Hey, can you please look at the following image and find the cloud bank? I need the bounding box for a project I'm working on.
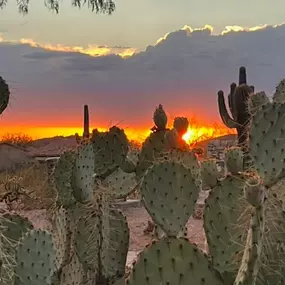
[1,23,285,131]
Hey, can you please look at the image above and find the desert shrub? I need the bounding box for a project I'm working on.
[0,162,56,210]
[0,132,33,147]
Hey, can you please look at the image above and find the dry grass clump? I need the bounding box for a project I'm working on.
[0,163,56,211]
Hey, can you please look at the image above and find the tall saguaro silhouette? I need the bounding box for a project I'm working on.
[83,105,90,139]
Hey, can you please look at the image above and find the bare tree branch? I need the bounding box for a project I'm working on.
[0,0,115,14]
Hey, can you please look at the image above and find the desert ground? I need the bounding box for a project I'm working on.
[0,200,206,267]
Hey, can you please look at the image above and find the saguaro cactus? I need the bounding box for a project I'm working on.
[217,67,254,152]
[83,104,90,139]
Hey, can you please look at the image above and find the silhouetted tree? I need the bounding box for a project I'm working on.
[0,0,115,15]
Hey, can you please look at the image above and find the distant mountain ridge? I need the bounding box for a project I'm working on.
[26,134,237,157]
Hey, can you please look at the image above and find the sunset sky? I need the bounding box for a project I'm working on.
[0,0,285,141]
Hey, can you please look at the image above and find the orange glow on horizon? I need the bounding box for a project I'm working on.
[18,39,137,58]
[0,124,235,146]
[182,126,235,147]
[0,126,151,144]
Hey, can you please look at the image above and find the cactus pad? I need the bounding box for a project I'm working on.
[59,252,85,285]
[14,229,56,285]
[153,104,167,130]
[201,159,220,188]
[248,91,269,114]
[249,101,285,186]
[224,147,244,174]
[273,79,285,103]
[0,214,33,243]
[204,175,248,274]
[74,213,100,272]
[53,151,76,207]
[92,126,129,177]
[0,214,33,285]
[164,129,180,149]
[163,149,200,181]
[71,143,95,203]
[173,117,189,136]
[105,168,138,199]
[136,131,167,179]
[244,176,266,207]
[51,207,73,269]
[101,206,130,281]
[141,161,200,237]
[127,237,223,285]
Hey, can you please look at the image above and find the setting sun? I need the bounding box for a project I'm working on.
[182,126,235,146]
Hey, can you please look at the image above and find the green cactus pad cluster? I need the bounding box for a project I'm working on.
[202,149,250,277]
[273,79,285,103]
[51,207,73,269]
[153,104,167,130]
[74,213,100,272]
[58,252,85,285]
[224,147,244,174]
[135,131,168,179]
[0,214,33,243]
[249,101,285,186]
[91,126,129,177]
[101,207,129,281]
[71,143,95,203]
[127,238,223,285]
[141,161,201,237]
[173,117,189,136]
[248,91,269,115]
[53,151,76,207]
[105,168,138,199]
[14,230,56,285]
[203,175,247,275]
[201,159,220,187]
[0,214,34,285]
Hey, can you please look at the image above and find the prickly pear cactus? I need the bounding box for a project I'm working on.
[247,91,269,115]
[0,214,33,243]
[71,142,95,204]
[127,238,223,285]
[0,76,10,115]
[249,87,285,187]
[273,79,285,103]
[173,117,189,136]
[74,201,130,284]
[0,214,34,285]
[135,130,168,179]
[104,168,138,199]
[153,104,167,130]
[53,151,76,207]
[75,212,100,272]
[51,206,73,269]
[234,176,266,285]
[141,161,201,237]
[58,252,85,285]
[91,126,129,178]
[101,205,129,282]
[14,229,56,285]
[224,147,244,174]
[202,149,248,276]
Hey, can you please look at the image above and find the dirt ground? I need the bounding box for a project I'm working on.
[123,207,206,252]
[0,203,206,254]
